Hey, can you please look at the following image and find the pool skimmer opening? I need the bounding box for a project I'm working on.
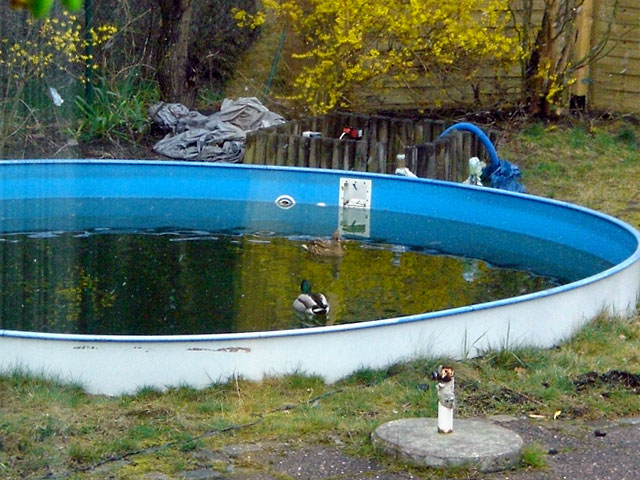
[275,194,296,209]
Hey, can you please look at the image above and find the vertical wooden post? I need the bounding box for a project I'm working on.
[414,122,424,146]
[450,131,464,182]
[287,135,298,166]
[461,131,472,165]
[275,134,288,166]
[573,0,594,100]
[244,132,256,164]
[320,138,333,169]
[416,143,436,178]
[298,137,310,167]
[342,140,354,170]
[432,120,446,140]
[435,138,448,180]
[419,119,434,142]
[354,140,368,171]
[405,146,418,175]
[331,139,342,170]
[309,137,321,168]
[255,131,267,165]
[265,134,278,166]
[311,116,321,134]
[368,142,387,173]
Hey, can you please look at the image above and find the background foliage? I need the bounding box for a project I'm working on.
[239,0,521,114]
[0,0,258,157]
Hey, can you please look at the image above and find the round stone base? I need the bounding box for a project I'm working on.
[371,418,523,472]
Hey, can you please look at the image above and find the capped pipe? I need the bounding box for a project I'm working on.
[432,366,455,433]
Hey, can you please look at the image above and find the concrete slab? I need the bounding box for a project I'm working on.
[371,418,523,472]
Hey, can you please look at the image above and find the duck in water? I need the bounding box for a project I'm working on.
[293,279,330,319]
[302,229,344,257]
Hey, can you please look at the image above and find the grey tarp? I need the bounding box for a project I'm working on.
[149,97,285,162]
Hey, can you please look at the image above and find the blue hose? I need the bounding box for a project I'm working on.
[438,122,526,193]
[439,122,499,168]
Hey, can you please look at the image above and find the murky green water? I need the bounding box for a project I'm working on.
[0,228,571,335]
[0,197,613,335]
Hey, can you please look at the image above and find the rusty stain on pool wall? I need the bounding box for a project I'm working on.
[187,346,251,353]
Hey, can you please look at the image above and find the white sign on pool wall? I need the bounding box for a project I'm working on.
[339,177,371,237]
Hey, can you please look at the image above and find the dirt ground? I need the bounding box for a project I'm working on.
[122,415,640,480]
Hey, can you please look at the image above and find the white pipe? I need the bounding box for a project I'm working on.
[434,366,455,433]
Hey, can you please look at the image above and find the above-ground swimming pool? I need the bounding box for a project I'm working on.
[1,160,639,395]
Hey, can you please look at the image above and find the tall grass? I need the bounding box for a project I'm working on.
[72,74,159,143]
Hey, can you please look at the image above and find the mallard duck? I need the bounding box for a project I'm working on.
[302,229,344,257]
[293,279,330,317]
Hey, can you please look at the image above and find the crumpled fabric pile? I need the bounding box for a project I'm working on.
[149,97,286,162]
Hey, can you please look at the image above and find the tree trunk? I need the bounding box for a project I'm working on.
[523,2,555,117]
[155,0,197,107]
[522,0,579,117]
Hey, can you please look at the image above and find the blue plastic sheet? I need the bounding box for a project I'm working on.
[483,158,527,193]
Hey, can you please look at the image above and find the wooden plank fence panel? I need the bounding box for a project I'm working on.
[321,115,337,139]
[402,118,415,148]
[418,119,436,142]
[368,116,379,143]
[311,116,322,134]
[242,113,508,181]
[389,118,407,170]
[378,118,390,161]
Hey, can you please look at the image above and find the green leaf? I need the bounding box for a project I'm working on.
[29,0,54,18]
[61,0,83,11]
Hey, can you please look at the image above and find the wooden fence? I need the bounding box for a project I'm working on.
[244,112,498,182]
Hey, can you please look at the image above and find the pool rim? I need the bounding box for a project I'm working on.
[1,158,638,344]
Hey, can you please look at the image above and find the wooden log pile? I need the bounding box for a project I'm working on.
[244,112,497,182]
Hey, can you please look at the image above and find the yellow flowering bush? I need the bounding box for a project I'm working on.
[0,11,116,86]
[0,9,116,153]
[236,0,521,113]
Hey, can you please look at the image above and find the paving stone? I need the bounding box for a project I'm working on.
[372,418,523,472]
